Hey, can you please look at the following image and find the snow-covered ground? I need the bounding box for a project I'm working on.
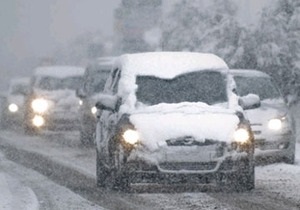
[0,103,300,209]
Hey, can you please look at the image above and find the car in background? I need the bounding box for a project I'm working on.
[76,57,115,145]
[0,77,30,128]
[23,66,84,134]
[230,69,296,164]
[94,52,259,191]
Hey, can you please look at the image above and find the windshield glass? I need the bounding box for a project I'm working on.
[84,70,110,95]
[234,76,281,100]
[135,71,227,105]
[35,76,83,90]
[10,84,28,95]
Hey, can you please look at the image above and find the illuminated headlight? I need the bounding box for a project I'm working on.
[32,115,45,127]
[79,100,83,106]
[122,129,139,145]
[233,128,250,144]
[31,98,49,113]
[8,103,18,112]
[268,119,282,130]
[91,106,97,114]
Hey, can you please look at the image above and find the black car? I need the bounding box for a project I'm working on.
[94,52,259,191]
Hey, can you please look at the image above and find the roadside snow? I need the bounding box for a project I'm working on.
[256,143,300,205]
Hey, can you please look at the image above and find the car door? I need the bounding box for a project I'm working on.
[96,68,121,164]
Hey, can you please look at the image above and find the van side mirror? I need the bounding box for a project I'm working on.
[76,88,87,99]
[95,93,120,112]
[239,94,261,110]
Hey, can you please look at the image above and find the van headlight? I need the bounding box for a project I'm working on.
[32,115,45,127]
[268,118,282,130]
[8,103,19,112]
[233,128,250,144]
[31,98,49,113]
[91,106,97,114]
[122,129,140,145]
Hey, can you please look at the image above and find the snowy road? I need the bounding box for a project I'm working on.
[0,129,300,210]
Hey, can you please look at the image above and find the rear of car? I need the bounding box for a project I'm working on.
[230,69,296,164]
[95,52,258,191]
[77,57,114,145]
[24,66,84,134]
[1,77,30,128]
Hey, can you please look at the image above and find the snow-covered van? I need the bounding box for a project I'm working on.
[0,77,30,128]
[230,69,296,164]
[76,57,115,145]
[95,52,259,191]
[24,66,84,134]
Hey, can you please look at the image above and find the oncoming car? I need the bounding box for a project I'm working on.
[95,52,260,191]
[76,57,114,145]
[0,77,30,128]
[230,69,296,164]
[24,66,84,134]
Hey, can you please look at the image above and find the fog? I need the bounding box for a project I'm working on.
[0,0,270,91]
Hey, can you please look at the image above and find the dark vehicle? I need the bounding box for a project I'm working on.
[94,52,259,191]
[230,69,296,164]
[0,77,30,128]
[24,66,84,134]
[76,57,115,145]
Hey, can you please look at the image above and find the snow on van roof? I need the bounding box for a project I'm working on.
[229,69,270,78]
[10,77,30,85]
[116,52,229,79]
[34,66,85,78]
[87,57,116,72]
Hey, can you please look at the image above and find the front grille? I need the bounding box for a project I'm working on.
[159,162,217,171]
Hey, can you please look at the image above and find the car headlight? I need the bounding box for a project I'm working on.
[268,118,282,130]
[32,115,45,127]
[91,106,97,114]
[122,129,139,145]
[233,128,250,144]
[31,98,49,113]
[8,103,18,112]
[79,100,83,106]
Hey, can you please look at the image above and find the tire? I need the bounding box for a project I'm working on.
[96,149,110,187]
[283,155,295,164]
[218,158,255,192]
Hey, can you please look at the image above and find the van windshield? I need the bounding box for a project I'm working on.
[84,70,110,95]
[36,76,83,90]
[234,76,281,100]
[136,71,227,105]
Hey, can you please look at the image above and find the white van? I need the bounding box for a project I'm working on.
[230,69,296,164]
[24,66,84,134]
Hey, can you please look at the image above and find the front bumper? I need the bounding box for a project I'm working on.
[123,153,252,184]
[253,132,296,163]
[28,111,80,131]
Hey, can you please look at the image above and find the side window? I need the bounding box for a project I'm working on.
[111,69,121,94]
[103,68,120,94]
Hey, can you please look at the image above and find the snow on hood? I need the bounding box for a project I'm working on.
[129,102,239,152]
[245,98,288,123]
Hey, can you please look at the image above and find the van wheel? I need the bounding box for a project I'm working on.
[96,149,109,187]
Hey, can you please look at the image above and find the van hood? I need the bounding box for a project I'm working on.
[128,102,239,152]
[34,89,80,112]
[7,95,25,107]
[244,99,288,124]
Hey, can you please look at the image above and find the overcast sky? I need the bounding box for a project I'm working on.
[0,0,270,91]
